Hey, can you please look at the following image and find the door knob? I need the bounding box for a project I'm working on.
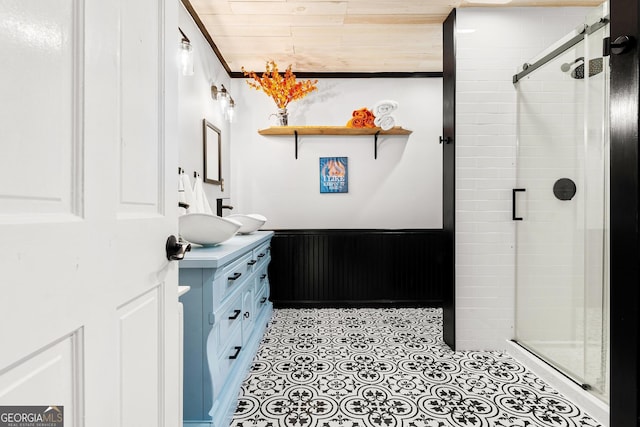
[439,136,452,144]
[166,235,191,261]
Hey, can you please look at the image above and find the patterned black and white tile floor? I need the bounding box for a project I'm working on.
[230,308,602,427]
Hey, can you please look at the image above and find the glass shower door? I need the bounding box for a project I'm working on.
[514,17,609,401]
[582,20,609,401]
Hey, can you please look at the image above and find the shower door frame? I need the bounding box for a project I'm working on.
[513,20,608,84]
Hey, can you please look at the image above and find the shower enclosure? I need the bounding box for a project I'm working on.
[513,4,610,402]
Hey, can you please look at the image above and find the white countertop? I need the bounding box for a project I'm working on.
[178,230,274,269]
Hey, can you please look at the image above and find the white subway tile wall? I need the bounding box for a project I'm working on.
[455,7,592,351]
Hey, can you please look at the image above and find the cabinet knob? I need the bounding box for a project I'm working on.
[260,297,267,304]
[247,260,257,266]
[260,274,267,280]
[228,309,241,320]
[243,311,250,319]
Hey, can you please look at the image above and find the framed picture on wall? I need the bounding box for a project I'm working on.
[319,157,348,193]
[203,119,222,187]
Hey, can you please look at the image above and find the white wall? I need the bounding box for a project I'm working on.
[455,7,593,350]
[178,4,231,206]
[229,77,443,229]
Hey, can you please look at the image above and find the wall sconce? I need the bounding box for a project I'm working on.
[226,98,235,123]
[218,85,230,113]
[211,84,224,101]
[211,84,236,122]
[179,28,194,76]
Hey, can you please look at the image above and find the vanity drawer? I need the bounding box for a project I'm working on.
[219,252,253,302]
[254,265,269,293]
[255,283,269,314]
[252,242,271,271]
[217,294,243,353]
[217,326,244,386]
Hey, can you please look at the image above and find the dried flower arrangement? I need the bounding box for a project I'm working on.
[242,61,318,109]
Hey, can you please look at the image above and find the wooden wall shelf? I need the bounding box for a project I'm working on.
[257,126,412,159]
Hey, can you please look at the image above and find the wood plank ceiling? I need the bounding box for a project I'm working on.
[183,0,603,74]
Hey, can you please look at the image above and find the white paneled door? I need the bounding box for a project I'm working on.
[0,0,179,426]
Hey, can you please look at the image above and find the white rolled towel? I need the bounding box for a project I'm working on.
[374,114,396,131]
[373,100,399,117]
[193,175,214,215]
[180,172,196,214]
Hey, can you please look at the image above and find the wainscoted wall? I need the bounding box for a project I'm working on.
[454,7,592,350]
[229,77,444,309]
[268,230,444,307]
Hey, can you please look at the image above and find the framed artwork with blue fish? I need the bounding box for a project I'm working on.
[319,157,348,193]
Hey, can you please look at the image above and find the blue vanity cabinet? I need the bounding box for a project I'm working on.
[179,231,273,427]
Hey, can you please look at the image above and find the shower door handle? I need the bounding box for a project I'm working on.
[512,188,526,221]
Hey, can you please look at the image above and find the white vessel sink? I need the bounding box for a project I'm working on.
[179,213,242,246]
[226,214,267,234]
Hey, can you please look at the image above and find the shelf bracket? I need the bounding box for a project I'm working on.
[294,130,298,159]
[374,131,381,159]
